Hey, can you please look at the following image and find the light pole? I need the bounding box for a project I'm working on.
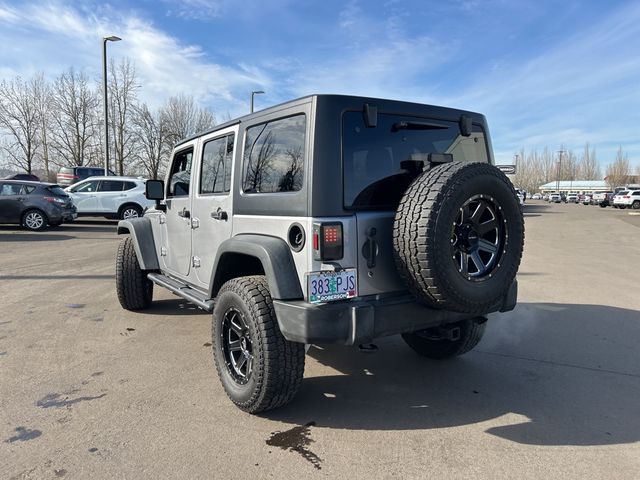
[103,35,121,175]
[250,90,264,113]
[556,149,565,193]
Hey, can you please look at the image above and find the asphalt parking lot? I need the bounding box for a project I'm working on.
[1,203,639,479]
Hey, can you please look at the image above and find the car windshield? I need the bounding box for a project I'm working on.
[342,111,489,209]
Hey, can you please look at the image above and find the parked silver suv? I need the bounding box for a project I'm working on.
[65,176,155,219]
[115,95,524,413]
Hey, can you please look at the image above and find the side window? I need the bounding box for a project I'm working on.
[242,114,305,193]
[24,185,36,194]
[0,184,18,196]
[200,134,234,195]
[70,180,100,193]
[98,180,123,192]
[122,182,136,191]
[168,148,193,197]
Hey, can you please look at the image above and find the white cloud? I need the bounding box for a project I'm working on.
[0,1,268,115]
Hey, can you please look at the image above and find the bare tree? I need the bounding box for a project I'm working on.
[576,143,601,180]
[0,76,40,173]
[244,129,275,192]
[50,68,100,167]
[108,58,140,176]
[278,146,304,191]
[161,93,216,148]
[31,73,54,180]
[605,146,630,189]
[131,103,168,179]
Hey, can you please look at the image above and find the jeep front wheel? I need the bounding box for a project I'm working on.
[402,318,487,359]
[115,237,153,310]
[212,276,305,413]
[394,162,524,314]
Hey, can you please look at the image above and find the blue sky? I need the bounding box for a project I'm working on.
[1,0,639,170]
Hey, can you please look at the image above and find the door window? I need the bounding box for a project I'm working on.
[168,148,193,197]
[70,180,100,193]
[98,180,124,192]
[200,134,234,195]
[0,184,25,195]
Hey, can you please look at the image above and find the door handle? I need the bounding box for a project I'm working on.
[211,209,228,221]
[178,208,190,218]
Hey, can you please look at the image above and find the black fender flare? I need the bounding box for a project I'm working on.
[117,217,160,271]
[210,234,303,300]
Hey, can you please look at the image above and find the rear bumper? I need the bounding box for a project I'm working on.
[273,280,518,345]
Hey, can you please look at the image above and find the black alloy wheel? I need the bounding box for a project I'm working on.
[451,194,505,281]
[220,307,253,384]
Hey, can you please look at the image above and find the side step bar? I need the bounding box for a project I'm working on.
[147,273,214,311]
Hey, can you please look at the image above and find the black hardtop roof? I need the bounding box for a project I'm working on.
[174,94,485,148]
[2,179,58,187]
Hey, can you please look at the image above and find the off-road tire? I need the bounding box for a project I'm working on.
[22,209,48,231]
[402,318,487,359]
[212,276,305,413]
[116,237,153,310]
[394,162,524,314]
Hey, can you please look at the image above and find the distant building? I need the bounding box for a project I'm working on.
[538,180,609,194]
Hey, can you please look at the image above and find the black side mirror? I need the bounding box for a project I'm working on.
[146,180,165,200]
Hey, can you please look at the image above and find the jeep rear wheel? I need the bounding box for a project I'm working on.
[115,237,153,310]
[394,162,524,314]
[402,318,487,359]
[212,276,305,413]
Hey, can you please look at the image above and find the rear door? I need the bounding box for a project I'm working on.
[96,180,124,213]
[0,183,24,222]
[342,111,490,296]
[190,126,237,289]
[162,144,196,277]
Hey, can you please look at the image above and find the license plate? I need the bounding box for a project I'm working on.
[307,269,357,303]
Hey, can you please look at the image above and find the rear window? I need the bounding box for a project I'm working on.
[618,191,629,195]
[46,186,67,196]
[99,180,123,192]
[342,112,489,209]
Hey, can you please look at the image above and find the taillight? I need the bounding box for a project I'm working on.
[312,222,343,261]
[624,195,630,199]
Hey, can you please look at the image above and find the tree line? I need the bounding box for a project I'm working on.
[510,144,636,192]
[0,59,216,181]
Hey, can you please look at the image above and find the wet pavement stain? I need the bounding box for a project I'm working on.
[54,468,67,477]
[266,421,322,470]
[203,342,212,347]
[91,371,104,377]
[36,392,107,409]
[65,304,86,309]
[0,351,7,356]
[0,320,12,325]
[88,447,98,453]
[5,426,42,443]
[126,327,135,331]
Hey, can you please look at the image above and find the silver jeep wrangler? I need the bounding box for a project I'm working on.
[116,95,524,413]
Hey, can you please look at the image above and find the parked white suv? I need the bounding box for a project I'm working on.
[65,176,155,219]
[613,190,640,209]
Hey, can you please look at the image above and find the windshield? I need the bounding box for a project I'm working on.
[342,111,489,209]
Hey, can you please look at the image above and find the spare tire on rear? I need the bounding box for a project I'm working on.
[393,162,524,314]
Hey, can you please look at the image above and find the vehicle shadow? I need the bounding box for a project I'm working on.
[0,231,75,242]
[264,302,640,447]
[522,203,560,215]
